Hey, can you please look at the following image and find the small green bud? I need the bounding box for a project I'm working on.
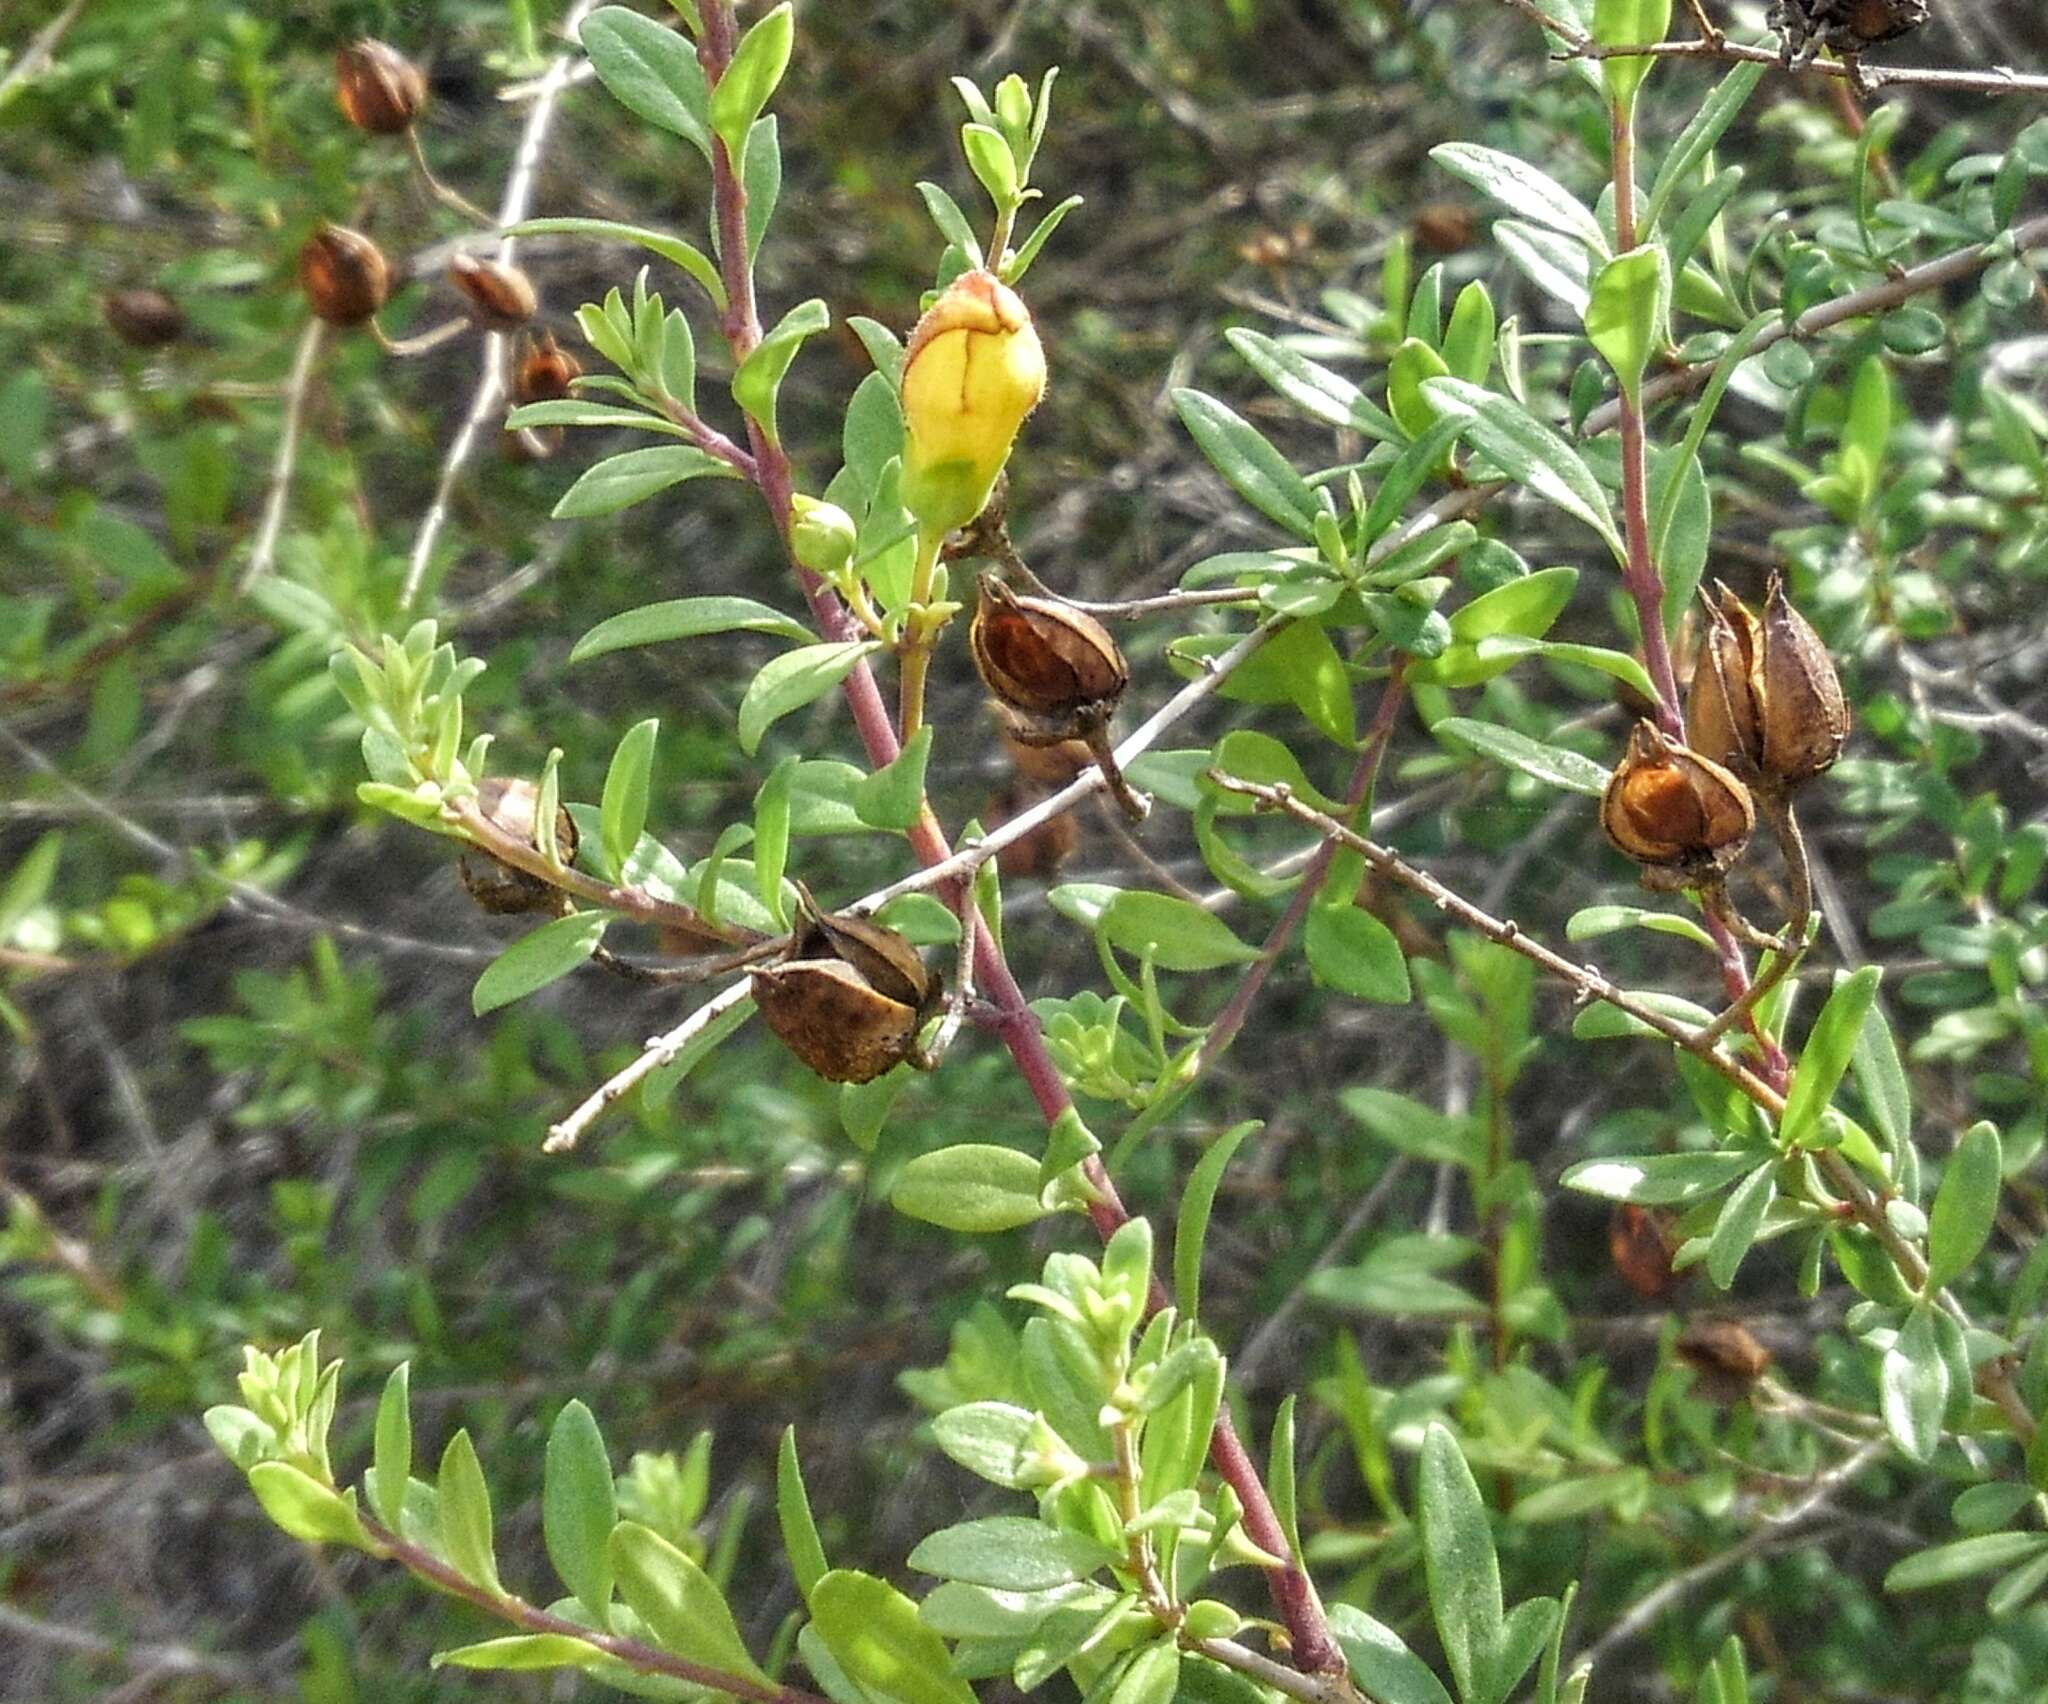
[1181,1600,1243,1642]
[789,495,858,577]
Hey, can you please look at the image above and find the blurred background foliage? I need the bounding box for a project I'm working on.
[2,0,2046,1698]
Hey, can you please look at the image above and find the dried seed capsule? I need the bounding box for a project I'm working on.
[458,776,577,915]
[102,288,186,349]
[1000,726,1094,788]
[513,330,581,404]
[449,252,537,333]
[1769,0,1928,61]
[1675,1317,1773,1404]
[899,269,1045,536]
[298,223,390,328]
[970,578,1128,741]
[752,890,937,1083]
[1757,573,1849,788]
[1609,1203,1680,1301]
[1412,202,1476,255]
[1684,582,1764,775]
[335,39,427,136]
[1601,721,1755,889]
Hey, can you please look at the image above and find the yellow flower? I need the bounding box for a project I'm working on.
[899,269,1045,536]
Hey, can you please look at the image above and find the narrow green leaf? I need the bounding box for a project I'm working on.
[1433,717,1608,796]
[737,641,881,755]
[1417,1423,1503,1704]
[611,1521,772,1685]
[707,2,792,161]
[544,1400,617,1625]
[1561,1151,1761,1204]
[0,833,63,943]
[1421,380,1623,560]
[909,1517,1117,1591]
[1109,1642,1182,1704]
[778,1429,830,1601]
[729,297,830,448]
[1584,246,1668,401]
[579,9,712,158]
[1305,904,1412,1004]
[572,595,812,663]
[1594,0,1673,110]
[809,1570,977,1704]
[892,1145,1048,1233]
[1881,1305,1950,1462]
[1175,1121,1259,1319]
[248,1464,369,1548]
[752,757,796,927]
[505,400,691,436]
[472,913,608,1016]
[436,1430,503,1594]
[553,445,733,519]
[1780,967,1883,1149]
[1329,1605,1456,1704]
[1851,1002,1913,1155]
[1926,1122,2002,1291]
[371,1363,411,1529]
[1887,1532,2048,1592]
[1705,1163,1776,1289]
[1644,61,1767,232]
[507,218,725,310]
[600,719,659,881]
[1172,389,1321,540]
[1223,328,1402,444]
[432,1635,606,1672]
[1430,143,1610,256]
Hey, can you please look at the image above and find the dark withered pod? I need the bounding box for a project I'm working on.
[751,888,939,1084]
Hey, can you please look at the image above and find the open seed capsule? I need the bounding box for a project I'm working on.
[1601,721,1755,889]
[458,776,577,915]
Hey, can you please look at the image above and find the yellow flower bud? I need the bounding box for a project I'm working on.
[898,269,1045,536]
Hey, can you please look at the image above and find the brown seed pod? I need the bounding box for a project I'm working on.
[335,39,427,135]
[1411,202,1477,255]
[102,288,186,349]
[1675,1317,1773,1404]
[752,889,937,1083]
[1601,721,1755,889]
[514,330,582,404]
[1000,727,1093,788]
[1609,1203,1681,1301]
[1684,582,1764,776]
[970,577,1127,743]
[1769,0,1929,60]
[298,223,390,328]
[458,776,577,915]
[1757,573,1849,788]
[449,253,538,333]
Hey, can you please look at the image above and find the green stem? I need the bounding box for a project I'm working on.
[897,525,946,739]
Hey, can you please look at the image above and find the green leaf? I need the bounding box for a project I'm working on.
[1433,717,1608,796]
[1341,1088,1483,1167]
[505,400,692,437]
[809,1570,977,1704]
[1417,1423,1503,1704]
[248,1464,368,1547]
[1881,1305,1950,1463]
[1099,891,1261,971]
[1644,62,1766,233]
[743,115,782,262]
[371,1363,411,1529]
[730,297,830,448]
[1851,1002,1913,1155]
[1594,0,1673,110]
[1926,1121,2002,1291]
[0,833,63,944]
[931,1403,1045,1490]
[1223,328,1401,444]
[1330,1605,1456,1704]
[1887,1532,2048,1593]
[752,758,796,927]
[1450,565,1579,644]
[1175,1121,1259,1319]
[1109,1643,1182,1704]
[1388,339,1452,440]
[963,123,1020,208]
[916,181,986,269]
[1305,904,1412,1004]
[737,641,881,755]
[579,8,713,158]
[778,1429,830,1601]
[1421,380,1623,560]
[544,1401,617,1625]
[611,1521,772,1685]
[1565,904,1715,949]
[432,1635,606,1672]
[909,1517,1117,1591]
[1560,1151,1760,1204]
[1705,1163,1776,1289]
[892,1145,1048,1233]
[553,445,733,519]
[572,595,812,663]
[1443,282,1497,384]
[1172,389,1321,540]
[854,727,932,832]
[507,218,725,310]
[1780,967,1883,1149]
[600,719,659,881]
[708,2,792,161]
[1430,143,1610,256]
[472,913,609,1016]
[1584,246,1668,401]
[435,1431,502,1593]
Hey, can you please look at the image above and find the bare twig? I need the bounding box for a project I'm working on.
[238,320,325,592]
[544,978,754,1152]
[1557,32,2048,98]
[0,0,93,109]
[398,0,601,609]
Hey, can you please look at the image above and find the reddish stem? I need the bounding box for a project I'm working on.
[696,1,1344,1677]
